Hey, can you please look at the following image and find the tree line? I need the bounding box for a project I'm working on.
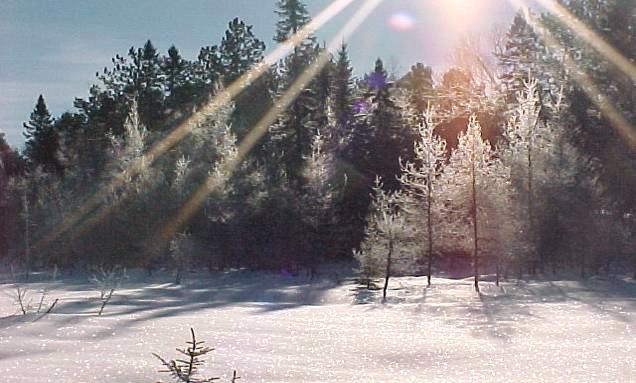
[0,0,634,285]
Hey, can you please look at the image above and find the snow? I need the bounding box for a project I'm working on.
[0,268,634,382]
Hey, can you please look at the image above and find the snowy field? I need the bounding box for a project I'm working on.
[0,267,635,383]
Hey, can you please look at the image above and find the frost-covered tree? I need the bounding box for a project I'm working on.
[438,116,507,291]
[300,129,338,275]
[355,178,411,302]
[399,106,447,286]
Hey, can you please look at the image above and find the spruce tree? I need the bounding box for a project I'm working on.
[23,95,62,175]
[497,12,543,100]
[161,45,193,111]
[219,18,266,84]
[270,0,321,188]
[332,42,354,127]
[356,58,414,191]
[99,40,165,131]
[399,63,435,115]
[219,18,271,142]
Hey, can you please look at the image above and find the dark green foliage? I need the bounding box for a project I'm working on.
[153,328,223,383]
[23,95,62,175]
[337,59,415,254]
[220,18,266,84]
[332,42,354,126]
[162,45,195,111]
[399,63,434,114]
[99,40,165,131]
[218,18,272,142]
[274,0,313,43]
[497,12,542,99]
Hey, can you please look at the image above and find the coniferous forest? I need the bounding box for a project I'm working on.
[1,1,636,381]
[1,1,635,287]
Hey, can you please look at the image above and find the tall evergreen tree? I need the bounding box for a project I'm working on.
[332,42,354,127]
[23,95,62,175]
[218,18,271,142]
[219,18,266,84]
[270,0,321,187]
[497,12,543,99]
[100,40,165,131]
[161,45,194,111]
[398,63,435,115]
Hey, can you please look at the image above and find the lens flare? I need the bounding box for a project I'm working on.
[388,12,416,32]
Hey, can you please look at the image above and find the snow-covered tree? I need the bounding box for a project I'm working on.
[438,116,509,291]
[301,130,338,273]
[399,106,447,286]
[355,178,412,302]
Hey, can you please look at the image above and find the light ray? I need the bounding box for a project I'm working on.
[534,0,636,81]
[32,0,355,252]
[154,0,384,246]
[508,0,636,151]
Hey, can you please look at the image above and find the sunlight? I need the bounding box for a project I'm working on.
[508,0,636,151]
[31,0,358,253]
[534,0,636,81]
[438,0,480,22]
[154,0,384,246]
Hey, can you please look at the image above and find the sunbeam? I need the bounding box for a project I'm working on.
[534,0,636,81]
[153,0,384,247]
[508,0,636,151]
[30,0,356,253]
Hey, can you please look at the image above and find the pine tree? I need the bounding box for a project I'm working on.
[339,59,414,256]
[23,95,62,175]
[332,42,354,127]
[356,58,414,190]
[161,45,194,111]
[497,11,543,100]
[541,0,636,213]
[220,18,266,84]
[194,44,222,102]
[218,17,271,142]
[270,0,321,188]
[398,63,435,115]
[99,40,165,131]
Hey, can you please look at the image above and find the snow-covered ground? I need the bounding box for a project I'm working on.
[0,267,634,382]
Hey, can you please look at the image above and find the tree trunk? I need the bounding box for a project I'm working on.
[471,131,479,293]
[427,180,434,286]
[382,239,393,303]
[495,261,500,287]
[22,191,31,281]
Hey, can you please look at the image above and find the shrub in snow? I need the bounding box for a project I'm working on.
[90,265,126,316]
[153,328,239,383]
[170,232,194,285]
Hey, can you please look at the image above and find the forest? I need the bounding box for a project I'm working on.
[1,0,635,291]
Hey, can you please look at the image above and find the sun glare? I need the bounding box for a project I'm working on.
[419,0,482,30]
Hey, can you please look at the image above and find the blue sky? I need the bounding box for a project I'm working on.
[1,0,521,147]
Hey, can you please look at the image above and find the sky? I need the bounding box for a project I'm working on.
[0,0,523,147]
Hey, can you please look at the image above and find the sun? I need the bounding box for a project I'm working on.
[426,0,483,30]
[443,0,478,17]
